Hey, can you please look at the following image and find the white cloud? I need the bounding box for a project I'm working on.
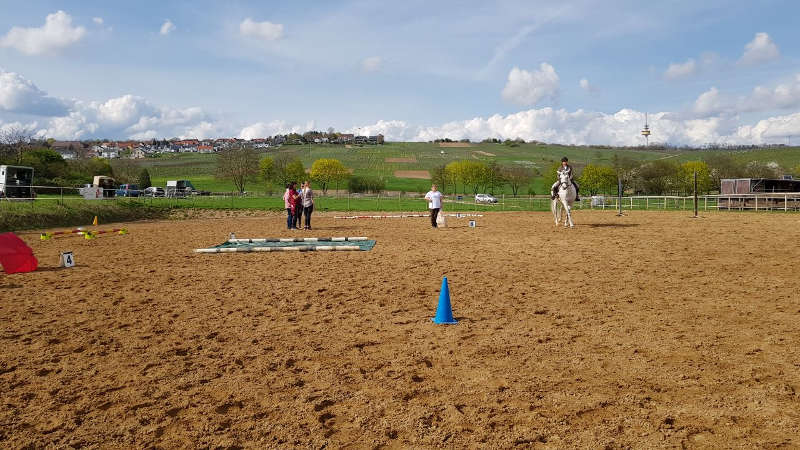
[0,120,41,137]
[0,69,70,115]
[92,17,104,25]
[239,120,315,139]
[361,56,382,72]
[693,87,724,116]
[0,11,86,55]
[735,112,800,142]
[693,74,800,117]
[160,20,175,36]
[352,107,800,146]
[739,32,779,66]
[664,58,697,80]
[744,74,800,111]
[345,120,414,140]
[579,78,597,92]
[6,68,800,146]
[501,63,559,106]
[239,18,284,41]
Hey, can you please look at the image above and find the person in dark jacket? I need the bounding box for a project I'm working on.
[551,157,580,201]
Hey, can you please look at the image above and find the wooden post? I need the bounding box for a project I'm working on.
[785,194,788,212]
[617,177,623,216]
[693,171,698,218]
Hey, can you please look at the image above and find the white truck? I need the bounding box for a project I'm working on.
[0,165,35,199]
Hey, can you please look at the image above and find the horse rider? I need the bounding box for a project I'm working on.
[551,157,580,201]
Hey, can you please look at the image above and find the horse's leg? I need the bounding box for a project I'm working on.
[551,199,559,225]
[566,203,574,227]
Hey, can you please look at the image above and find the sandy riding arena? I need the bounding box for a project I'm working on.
[2,211,799,447]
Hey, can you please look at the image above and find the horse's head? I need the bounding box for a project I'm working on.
[558,170,571,189]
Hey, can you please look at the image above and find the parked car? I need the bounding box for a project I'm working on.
[143,186,165,197]
[165,179,210,197]
[475,193,498,203]
[115,184,140,197]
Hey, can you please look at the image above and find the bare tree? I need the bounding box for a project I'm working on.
[501,166,535,196]
[0,126,36,163]
[216,145,260,193]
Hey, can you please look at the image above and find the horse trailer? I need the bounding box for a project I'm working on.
[0,165,35,199]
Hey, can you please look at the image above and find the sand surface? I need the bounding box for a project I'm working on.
[2,211,799,448]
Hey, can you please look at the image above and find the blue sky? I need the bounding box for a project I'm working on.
[1,0,799,145]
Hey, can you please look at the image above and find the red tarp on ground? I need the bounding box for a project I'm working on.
[0,232,38,274]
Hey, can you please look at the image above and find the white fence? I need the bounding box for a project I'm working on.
[3,186,800,213]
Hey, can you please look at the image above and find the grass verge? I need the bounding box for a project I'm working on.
[0,200,171,233]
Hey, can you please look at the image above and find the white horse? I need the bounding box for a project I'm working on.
[551,170,576,228]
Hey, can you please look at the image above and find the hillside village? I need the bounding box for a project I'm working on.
[47,133,385,160]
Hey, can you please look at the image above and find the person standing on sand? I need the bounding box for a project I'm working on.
[301,180,314,230]
[292,182,304,230]
[283,183,294,230]
[424,184,443,228]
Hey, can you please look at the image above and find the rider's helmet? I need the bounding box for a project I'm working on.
[561,157,569,162]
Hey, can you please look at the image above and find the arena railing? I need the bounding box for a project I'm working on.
[3,187,800,213]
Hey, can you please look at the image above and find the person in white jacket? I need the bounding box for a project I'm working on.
[424,184,443,228]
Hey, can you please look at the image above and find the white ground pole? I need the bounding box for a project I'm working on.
[226,237,368,243]
[195,245,362,253]
[333,214,483,219]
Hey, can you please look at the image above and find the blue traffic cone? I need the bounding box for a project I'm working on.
[432,277,458,324]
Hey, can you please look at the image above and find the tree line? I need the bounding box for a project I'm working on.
[574,154,796,196]
[215,146,800,196]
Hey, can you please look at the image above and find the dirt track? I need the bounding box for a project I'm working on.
[2,211,799,447]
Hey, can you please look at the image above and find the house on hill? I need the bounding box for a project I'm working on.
[337,134,354,144]
[50,141,87,159]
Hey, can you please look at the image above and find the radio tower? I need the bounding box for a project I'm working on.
[641,113,651,146]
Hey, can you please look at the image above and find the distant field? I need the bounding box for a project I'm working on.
[130,143,800,194]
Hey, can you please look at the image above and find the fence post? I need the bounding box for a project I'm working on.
[664,196,667,210]
[502,194,505,211]
[646,197,649,209]
[785,194,788,212]
[755,195,758,211]
[377,192,381,210]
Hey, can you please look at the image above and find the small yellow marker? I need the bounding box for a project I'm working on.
[92,216,98,226]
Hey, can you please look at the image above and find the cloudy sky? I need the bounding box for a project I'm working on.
[1,0,799,145]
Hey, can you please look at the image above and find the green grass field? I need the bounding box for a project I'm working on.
[126,142,800,195]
